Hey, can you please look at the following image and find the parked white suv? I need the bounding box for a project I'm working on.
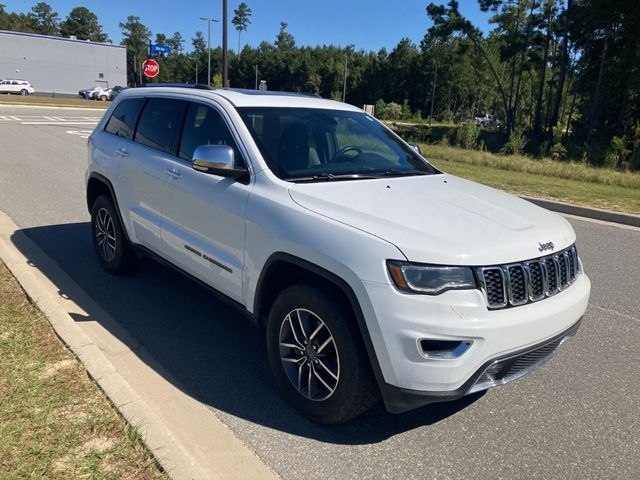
[0,78,35,95]
[86,86,590,424]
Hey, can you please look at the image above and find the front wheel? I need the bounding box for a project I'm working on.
[266,283,378,424]
[20,89,29,96]
[90,195,138,274]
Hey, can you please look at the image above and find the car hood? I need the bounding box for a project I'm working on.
[288,174,575,265]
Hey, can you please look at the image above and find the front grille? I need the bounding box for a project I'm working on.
[477,245,580,310]
[470,335,566,393]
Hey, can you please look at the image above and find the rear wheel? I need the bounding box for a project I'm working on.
[266,283,378,424]
[90,195,138,274]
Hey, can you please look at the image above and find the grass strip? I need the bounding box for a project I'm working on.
[0,261,166,479]
[0,95,109,109]
[422,143,640,190]
[429,156,640,215]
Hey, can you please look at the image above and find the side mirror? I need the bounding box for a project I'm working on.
[408,143,422,155]
[192,144,248,179]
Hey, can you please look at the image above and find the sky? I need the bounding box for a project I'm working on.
[1,1,492,52]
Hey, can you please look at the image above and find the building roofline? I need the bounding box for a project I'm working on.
[0,29,125,49]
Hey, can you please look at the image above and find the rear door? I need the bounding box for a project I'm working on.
[100,96,186,253]
[159,100,251,302]
[124,97,187,252]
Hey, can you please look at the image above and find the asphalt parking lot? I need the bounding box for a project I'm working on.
[1,105,639,479]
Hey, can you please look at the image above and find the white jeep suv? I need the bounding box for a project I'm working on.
[86,86,590,424]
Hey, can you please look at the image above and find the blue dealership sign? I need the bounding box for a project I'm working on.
[150,44,171,55]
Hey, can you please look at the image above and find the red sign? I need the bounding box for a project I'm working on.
[142,59,160,78]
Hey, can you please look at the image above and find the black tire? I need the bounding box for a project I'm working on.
[266,283,379,424]
[20,89,28,96]
[90,194,138,274]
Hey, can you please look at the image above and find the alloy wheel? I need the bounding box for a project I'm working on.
[95,208,117,262]
[278,308,340,401]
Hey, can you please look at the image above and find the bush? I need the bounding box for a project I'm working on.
[401,99,412,120]
[606,135,631,169]
[383,102,402,120]
[374,99,386,119]
[501,128,528,155]
[455,122,480,149]
[551,142,568,161]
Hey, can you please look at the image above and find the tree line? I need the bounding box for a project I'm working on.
[0,2,108,41]
[2,1,639,169]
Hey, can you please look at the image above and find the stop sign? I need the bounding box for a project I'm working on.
[142,58,160,78]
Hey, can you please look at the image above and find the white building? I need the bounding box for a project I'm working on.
[0,30,127,95]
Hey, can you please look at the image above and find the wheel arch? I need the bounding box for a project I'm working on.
[253,253,387,396]
[86,173,131,243]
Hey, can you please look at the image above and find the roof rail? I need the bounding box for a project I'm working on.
[140,83,214,90]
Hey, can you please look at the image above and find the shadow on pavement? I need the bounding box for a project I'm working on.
[12,222,483,445]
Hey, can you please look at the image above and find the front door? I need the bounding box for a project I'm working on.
[160,101,250,303]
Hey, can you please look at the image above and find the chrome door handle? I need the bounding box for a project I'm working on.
[164,167,182,179]
[116,146,129,157]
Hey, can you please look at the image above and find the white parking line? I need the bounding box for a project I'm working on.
[21,121,98,125]
[65,130,92,139]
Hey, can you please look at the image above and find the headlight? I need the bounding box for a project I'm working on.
[387,260,477,295]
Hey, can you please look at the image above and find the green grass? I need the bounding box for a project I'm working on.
[424,145,640,215]
[422,143,640,189]
[0,95,109,109]
[0,261,166,479]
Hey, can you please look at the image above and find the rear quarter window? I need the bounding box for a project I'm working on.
[104,98,145,140]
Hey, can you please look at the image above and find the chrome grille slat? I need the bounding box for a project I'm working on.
[477,245,580,310]
[557,253,569,288]
[544,256,559,295]
[477,267,507,308]
[506,264,527,306]
[567,249,576,279]
[524,261,545,301]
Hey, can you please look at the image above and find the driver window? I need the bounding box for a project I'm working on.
[335,117,398,163]
[179,103,244,166]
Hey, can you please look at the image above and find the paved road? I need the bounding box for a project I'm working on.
[1,105,639,479]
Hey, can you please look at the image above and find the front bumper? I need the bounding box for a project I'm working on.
[380,318,581,413]
[357,272,590,413]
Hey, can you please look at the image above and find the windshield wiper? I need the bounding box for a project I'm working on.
[379,169,430,177]
[289,173,381,183]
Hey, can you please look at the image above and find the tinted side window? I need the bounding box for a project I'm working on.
[135,98,186,154]
[179,103,244,166]
[105,98,144,140]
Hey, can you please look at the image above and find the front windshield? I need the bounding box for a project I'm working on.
[237,107,440,181]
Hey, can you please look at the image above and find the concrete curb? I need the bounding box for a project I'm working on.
[0,103,107,111]
[0,210,280,480]
[521,196,640,228]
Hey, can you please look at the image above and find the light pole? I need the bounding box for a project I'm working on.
[342,53,348,102]
[222,0,229,88]
[200,16,219,86]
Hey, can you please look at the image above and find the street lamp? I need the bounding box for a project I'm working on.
[222,0,228,88]
[342,53,348,102]
[199,16,220,87]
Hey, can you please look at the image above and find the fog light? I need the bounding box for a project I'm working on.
[419,339,472,360]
